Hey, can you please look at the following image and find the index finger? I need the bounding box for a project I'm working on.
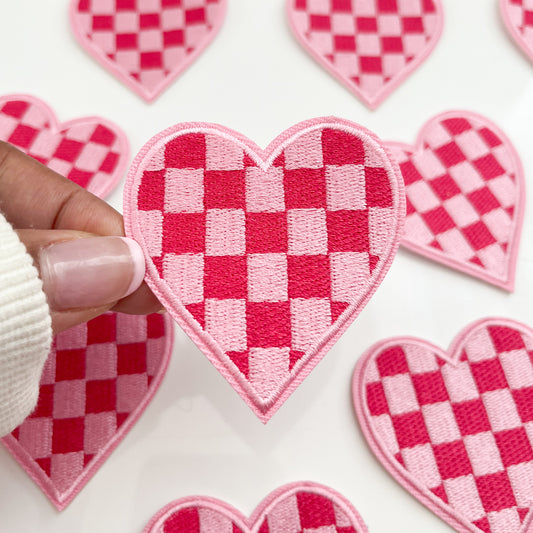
[0,141,123,235]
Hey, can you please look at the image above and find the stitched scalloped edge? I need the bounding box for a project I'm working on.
[1,313,174,511]
[123,117,406,422]
[390,109,526,292]
[285,0,444,110]
[352,316,533,533]
[69,0,228,102]
[0,93,130,200]
[144,481,370,533]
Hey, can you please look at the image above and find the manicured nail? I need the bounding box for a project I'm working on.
[39,236,145,311]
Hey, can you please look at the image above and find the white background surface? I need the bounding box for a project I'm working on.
[1,1,533,531]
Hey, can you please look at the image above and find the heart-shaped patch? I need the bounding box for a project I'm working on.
[124,118,404,422]
[0,94,129,199]
[70,0,227,102]
[354,318,533,533]
[144,481,368,533]
[500,0,533,65]
[388,111,524,291]
[286,0,444,109]
[2,312,173,510]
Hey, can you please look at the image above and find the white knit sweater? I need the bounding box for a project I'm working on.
[0,213,51,436]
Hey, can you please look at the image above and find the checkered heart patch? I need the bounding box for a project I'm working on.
[2,312,173,510]
[388,111,524,291]
[500,0,533,65]
[354,318,533,533]
[0,94,129,199]
[124,118,405,422]
[287,0,444,109]
[144,481,368,533]
[70,0,227,102]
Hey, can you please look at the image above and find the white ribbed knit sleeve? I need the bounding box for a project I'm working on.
[0,212,51,436]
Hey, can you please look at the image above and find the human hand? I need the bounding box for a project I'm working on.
[0,141,162,334]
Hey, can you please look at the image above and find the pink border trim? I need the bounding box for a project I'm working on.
[123,117,405,423]
[69,0,228,103]
[1,313,174,511]
[143,481,370,533]
[500,0,533,65]
[391,109,526,292]
[352,317,533,533]
[285,0,444,110]
[0,93,129,200]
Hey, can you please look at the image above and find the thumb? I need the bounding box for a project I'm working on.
[17,230,146,334]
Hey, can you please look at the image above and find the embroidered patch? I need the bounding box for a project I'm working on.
[354,318,533,533]
[144,481,368,533]
[286,0,444,109]
[124,117,405,422]
[388,111,524,291]
[0,94,129,199]
[500,0,533,64]
[2,312,173,510]
[70,0,227,102]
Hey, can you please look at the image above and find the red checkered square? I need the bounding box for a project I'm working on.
[117,343,147,375]
[204,170,246,209]
[327,210,369,252]
[0,97,126,197]
[73,0,225,97]
[392,412,431,448]
[54,348,87,382]
[453,399,492,436]
[284,168,327,208]
[362,321,533,533]
[288,256,331,298]
[165,133,206,169]
[412,371,449,405]
[495,428,533,467]
[3,313,171,509]
[87,313,117,344]
[247,302,292,348]
[391,113,521,284]
[433,441,473,479]
[162,213,206,254]
[476,472,517,513]
[85,380,116,413]
[204,256,247,299]
[470,358,509,393]
[246,213,288,253]
[289,0,440,105]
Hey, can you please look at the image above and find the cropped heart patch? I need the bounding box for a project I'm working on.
[287,0,444,109]
[70,0,227,102]
[124,118,404,422]
[0,94,129,199]
[500,0,533,65]
[388,111,525,291]
[2,312,173,510]
[144,481,368,532]
[354,318,533,533]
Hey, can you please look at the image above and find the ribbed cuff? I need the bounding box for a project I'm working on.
[0,213,51,436]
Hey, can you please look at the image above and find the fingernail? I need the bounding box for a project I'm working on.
[39,237,145,311]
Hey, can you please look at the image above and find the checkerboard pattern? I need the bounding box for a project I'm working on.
[390,113,521,289]
[72,0,225,100]
[0,95,127,198]
[288,0,442,107]
[501,0,533,58]
[360,320,533,533]
[147,485,363,533]
[2,312,172,510]
[134,125,399,415]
